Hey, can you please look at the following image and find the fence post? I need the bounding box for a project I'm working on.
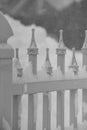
[0,44,14,129]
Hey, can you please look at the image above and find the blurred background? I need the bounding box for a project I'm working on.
[0,0,87,49]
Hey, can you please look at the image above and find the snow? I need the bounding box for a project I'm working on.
[52,67,65,80]
[23,62,37,82]
[37,67,51,81]
[78,66,87,78]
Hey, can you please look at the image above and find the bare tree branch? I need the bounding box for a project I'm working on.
[9,0,27,16]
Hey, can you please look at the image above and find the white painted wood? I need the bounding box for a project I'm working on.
[34,94,38,124]
[43,93,51,130]
[57,91,64,130]
[57,54,65,74]
[82,89,87,121]
[12,95,21,130]
[70,90,77,128]
[12,78,87,95]
[28,94,36,130]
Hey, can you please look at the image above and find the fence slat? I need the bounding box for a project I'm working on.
[82,89,87,121]
[43,93,51,130]
[70,90,77,128]
[34,94,38,124]
[57,91,64,130]
[28,94,36,130]
[12,95,21,130]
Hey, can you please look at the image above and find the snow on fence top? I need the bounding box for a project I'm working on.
[13,29,87,83]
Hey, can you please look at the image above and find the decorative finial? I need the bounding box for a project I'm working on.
[69,48,79,75]
[58,29,65,49]
[82,30,87,49]
[30,28,37,48]
[45,48,52,75]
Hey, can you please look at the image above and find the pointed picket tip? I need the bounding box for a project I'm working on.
[29,28,37,49]
[69,48,79,75]
[70,48,78,67]
[58,29,65,49]
[44,48,53,75]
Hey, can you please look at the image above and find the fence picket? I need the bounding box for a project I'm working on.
[70,90,77,128]
[28,94,36,130]
[12,95,21,130]
[57,91,64,130]
[82,89,87,121]
[43,93,51,130]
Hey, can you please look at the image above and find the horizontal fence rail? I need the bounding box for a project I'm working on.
[13,78,87,95]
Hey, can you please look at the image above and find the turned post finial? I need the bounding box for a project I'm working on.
[58,29,65,49]
[30,28,37,48]
[27,28,38,75]
[56,30,66,74]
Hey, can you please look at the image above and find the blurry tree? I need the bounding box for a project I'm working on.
[0,0,87,50]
